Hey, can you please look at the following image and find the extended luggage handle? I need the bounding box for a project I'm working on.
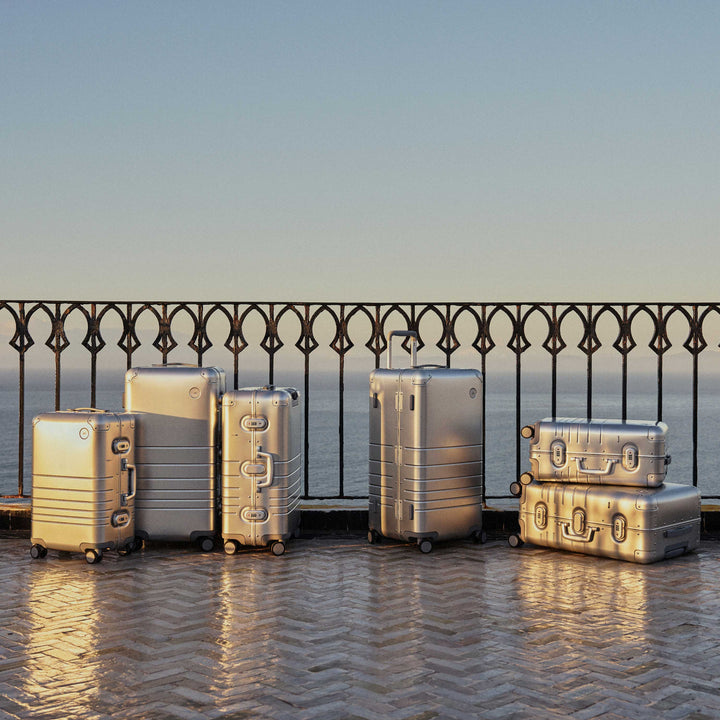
[571,456,617,476]
[387,331,418,369]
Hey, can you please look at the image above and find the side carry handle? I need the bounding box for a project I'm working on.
[387,330,418,369]
[122,463,136,504]
[572,457,617,477]
[255,450,274,489]
[560,522,599,543]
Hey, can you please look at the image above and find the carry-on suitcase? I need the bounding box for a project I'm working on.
[519,418,671,488]
[30,409,137,564]
[368,330,485,553]
[220,386,302,556]
[509,480,700,563]
[123,365,225,549]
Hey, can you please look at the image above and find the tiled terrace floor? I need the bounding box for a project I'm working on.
[1,534,720,720]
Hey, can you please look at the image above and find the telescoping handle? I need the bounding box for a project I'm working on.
[387,331,418,369]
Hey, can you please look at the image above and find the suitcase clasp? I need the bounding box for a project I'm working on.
[534,502,548,530]
[561,512,599,543]
[241,415,268,431]
[622,444,639,471]
[550,440,566,468]
[612,514,627,542]
[112,438,131,454]
[241,507,268,523]
[111,510,131,528]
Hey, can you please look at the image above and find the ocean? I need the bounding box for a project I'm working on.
[2,369,718,501]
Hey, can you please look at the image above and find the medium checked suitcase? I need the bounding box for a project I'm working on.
[368,331,485,553]
[221,386,302,556]
[520,418,671,488]
[30,409,137,564]
[510,480,700,564]
[123,365,225,549]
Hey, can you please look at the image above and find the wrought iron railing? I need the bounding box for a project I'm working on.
[1,301,719,500]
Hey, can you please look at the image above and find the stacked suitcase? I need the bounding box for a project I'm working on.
[30,365,302,562]
[368,330,485,553]
[509,418,701,563]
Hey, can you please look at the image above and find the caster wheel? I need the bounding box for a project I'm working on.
[472,530,487,544]
[200,537,214,553]
[118,546,130,556]
[224,540,239,555]
[131,537,144,553]
[30,544,47,560]
[520,425,535,439]
[509,481,522,497]
[419,539,433,554]
[85,549,102,564]
[520,471,533,486]
[367,530,381,544]
[270,541,286,556]
[508,534,524,549]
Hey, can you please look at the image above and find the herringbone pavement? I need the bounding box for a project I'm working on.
[1,535,719,719]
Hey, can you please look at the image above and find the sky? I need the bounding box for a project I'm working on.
[2,1,719,303]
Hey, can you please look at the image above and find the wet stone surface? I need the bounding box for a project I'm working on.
[1,536,720,719]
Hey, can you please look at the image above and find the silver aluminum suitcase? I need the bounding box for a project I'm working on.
[368,331,484,553]
[220,386,302,556]
[124,365,225,549]
[520,418,670,488]
[30,409,137,564]
[510,480,700,564]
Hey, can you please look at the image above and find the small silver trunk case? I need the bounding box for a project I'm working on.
[124,365,225,548]
[31,409,136,564]
[368,331,484,553]
[221,386,302,556]
[513,480,700,563]
[521,418,670,487]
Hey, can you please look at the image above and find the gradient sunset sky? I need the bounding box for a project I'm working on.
[2,1,718,302]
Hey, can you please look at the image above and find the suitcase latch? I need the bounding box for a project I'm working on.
[622,444,639,471]
[241,507,268,523]
[612,514,627,542]
[241,416,268,431]
[572,508,586,536]
[111,510,131,528]
[113,438,131,454]
[561,509,599,543]
[550,440,566,468]
[534,502,548,530]
[241,462,265,476]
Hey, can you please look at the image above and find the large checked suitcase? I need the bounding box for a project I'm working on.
[520,418,671,488]
[220,386,302,556]
[368,331,485,553]
[123,365,225,549]
[510,480,700,564]
[31,409,137,564]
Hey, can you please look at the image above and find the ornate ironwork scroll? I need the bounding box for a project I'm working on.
[1,301,718,499]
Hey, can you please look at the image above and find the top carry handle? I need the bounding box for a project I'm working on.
[387,331,418,369]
